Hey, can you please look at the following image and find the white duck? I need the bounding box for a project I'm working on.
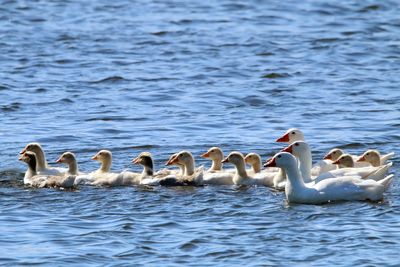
[221,152,274,187]
[90,150,122,186]
[164,151,204,186]
[55,152,95,185]
[20,143,67,177]
[275,128,335,175]
[283,141,392,183]
[265,152,393,204]
[323,148,370,168]
[357,150,395,167]
[19,152,75,188]
[200,147,234,185]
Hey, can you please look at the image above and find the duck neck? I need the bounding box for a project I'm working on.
[34,148,47,171]
[252,160,261,173]
[100,159,111,172]
[234,160,248,178]
[284,160,306,189]
[178,164,185,176]
[184,158,195,176]
[297,151,312,183]
[68,160,78,175]
[27,158,37,177]
[143,165,154,177]
[211,158,222,171]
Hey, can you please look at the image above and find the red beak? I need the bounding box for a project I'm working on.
[92,155,98,160]
[19,148,27,155]
[276,133,289,142]
[221,157,229,163]
[55,157,62,164]
[18,155,24,161]
[264,157,276,167]
[332,159,340,165]
[357,156,365,162]
[281,145,293,153]
[323,154,332,160]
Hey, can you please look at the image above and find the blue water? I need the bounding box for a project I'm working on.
[1,0,400,265]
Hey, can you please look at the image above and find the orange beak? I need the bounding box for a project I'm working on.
[281,145,293,153]
[332,159,340,165]
[92,155,98,160]
[18,154,24,161]
[55,157,63,163]
[201,151,210,158]
[19,148,27,155]
[165,156,178,166]
[357,156,366,162]
[276,133,289,142]
[323,154,332,160]
[264,157,276,167]
[132,157,140,164]
[221,157,229,163]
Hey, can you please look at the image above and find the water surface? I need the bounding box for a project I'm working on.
[0,0,400,266]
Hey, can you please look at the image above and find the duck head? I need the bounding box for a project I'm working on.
[323,148,344,161]
[332,154,354,168]
[357,150,380,167]
[19,151,37,172]
[276,128,304,144]
[92,150,112,172]
[132,152,154,176]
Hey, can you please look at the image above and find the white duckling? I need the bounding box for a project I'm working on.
[165,151,203,186]
[200,147,235,173]
[20,143,67,176]
[55,152,95,185]
[19,152,75,188]
[155,153,185,177]
[283,142,392,183]
[200,147,234,185]
[221,152,274,187]
[90,150,121,186]
[357,150,395,167]
[264,152,393,204]
[244,153,279,176]
[323,148,370,167]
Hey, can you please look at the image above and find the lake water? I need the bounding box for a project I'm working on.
[0,0,399,266]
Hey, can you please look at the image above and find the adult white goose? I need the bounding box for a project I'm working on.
[20,143,66,177]
[90,150,122,186]
[19,152,75,188]
[323,148,370,167]
[165,151,204,186]
[264,152,393,204]
[221,152,274,187]
[283,141,392,183]
[275,128,334,175]
[55,152,95,185]
[357,150,395,167]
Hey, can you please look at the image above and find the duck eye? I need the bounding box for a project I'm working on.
[292,132,295,134]
[333,151,336,154]
[295,143,299,146]
[366,153,369,156]
[278,155,281,158]
[211,150,215,152]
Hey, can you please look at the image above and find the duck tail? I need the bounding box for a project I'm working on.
[381,152,395,163]
[366,163,392,181]
[378,174,394,191]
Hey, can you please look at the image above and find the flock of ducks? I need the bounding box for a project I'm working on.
[18,128,395,204]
